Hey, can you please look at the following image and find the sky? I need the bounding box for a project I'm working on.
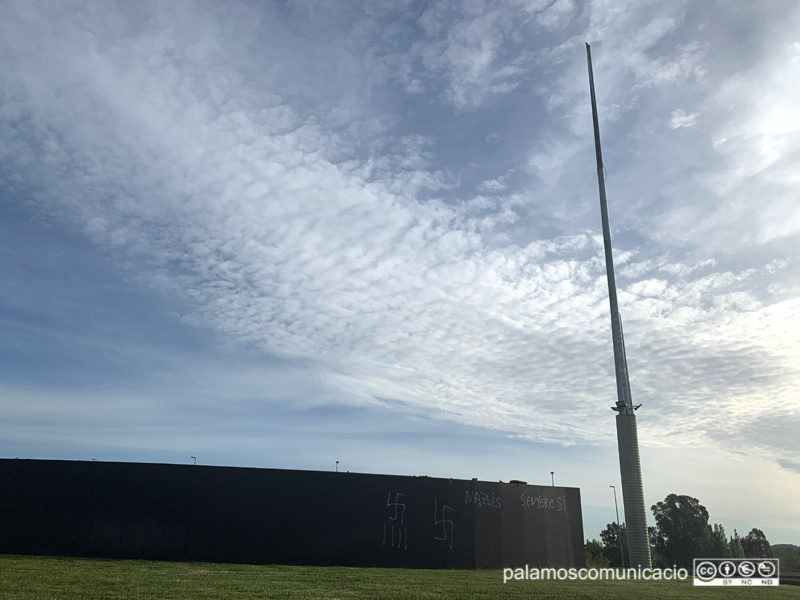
[1,0,799,546]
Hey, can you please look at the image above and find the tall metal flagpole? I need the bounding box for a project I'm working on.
[586,43,652,569]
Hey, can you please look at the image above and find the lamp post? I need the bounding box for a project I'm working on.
[610,485,625,568]
[587,42,651,569]
[336,461,339,473]
[191,456,196,465]
[550,472,554,486]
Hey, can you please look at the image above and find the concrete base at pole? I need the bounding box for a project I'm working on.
[616,413,652,568]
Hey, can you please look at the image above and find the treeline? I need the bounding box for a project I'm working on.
[585,493,776,569]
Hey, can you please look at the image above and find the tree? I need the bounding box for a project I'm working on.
[651,494,710,568]
[585,539,610,568]
[728,529,745,558]
[772,544,800,572]
[599,522,628,568]
[648,525,667,568]
[742,528,772,558]
[698,523,728,558]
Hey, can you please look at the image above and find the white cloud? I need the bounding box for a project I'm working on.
[669,109,697,129]
[537,0,576,31]
[477,178,506,193]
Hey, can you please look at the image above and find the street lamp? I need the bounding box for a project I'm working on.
[336,460,339,473]
[191,456,196,465]
[550,471,554,486]
[610,485,625,568]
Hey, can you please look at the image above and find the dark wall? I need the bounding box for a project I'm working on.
[0,459,584,569]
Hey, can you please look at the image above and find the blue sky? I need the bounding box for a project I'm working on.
[1,0,799,545]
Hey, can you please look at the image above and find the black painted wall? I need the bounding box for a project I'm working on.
[0,459,584,569]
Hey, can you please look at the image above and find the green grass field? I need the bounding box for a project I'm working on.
[1,555,796,600]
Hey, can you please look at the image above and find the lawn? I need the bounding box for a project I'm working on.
[0,555,796,600]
